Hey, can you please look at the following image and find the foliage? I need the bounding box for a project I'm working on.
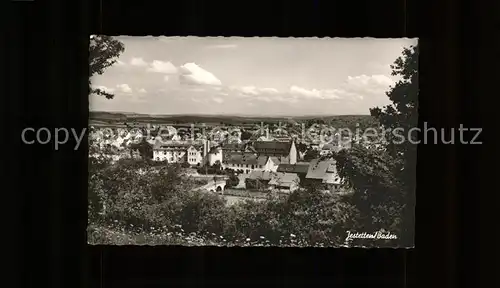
[129,138,153,160]
[296,142,308,153]
[334,43,418,247]
[303,149,320,161]
[197,166,225,175]
[89,35,125,99]
[240,130,253,141]
[213,160,222,170]
[225,174,240,188]
[88,147,357,246]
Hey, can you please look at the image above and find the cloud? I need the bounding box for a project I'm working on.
[138,88,147,93]
[256,96,272,102]
[176,74,392,107]
[212,97,224,103]
[163,75,170,82]
[148,60,178,74]
[116,84,132,93]
[287,75,394,101]
[130,57,148,67]
[95,85,115,93]
[290,86,323,98]
[206,44,238,49]
[189,88,206,92]
[289,86,342,100]
[344,74,394,94]
[231,86,279,96]
[179,63,222,86]
[116,60,126,66]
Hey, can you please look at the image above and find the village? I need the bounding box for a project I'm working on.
[89,120,357,203]
[86,36,416,247]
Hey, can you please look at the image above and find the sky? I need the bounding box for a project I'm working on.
[90,37,418,116]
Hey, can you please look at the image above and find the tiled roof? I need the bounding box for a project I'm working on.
[257,155,269,166]
[221,143,245,150]
[253,141,291,153]
[269,172,300,187]
[269,156,289,165]
[322,143,341,152]
[209,147,221,154]
[322,144,335,150]
[248,170,274,181]
[322,172,341,184]
[225,154,259,165]
[277,163,310,174]
[305,159,336,179]
[225,151,256,158]
[245,146,257,153]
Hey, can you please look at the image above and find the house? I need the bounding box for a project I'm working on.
[262,156,281,172]
[253,140,297,164]
[253,141,291,156]
[320,143,340,156]
[273,135,292,142]
[207,146,223,166]
[245,170,274,190]
[221,143,247,161]
[269,172,300,193]
[221,153,259,174]
[276,163,310,180]
[304,158,342,192]
[186,145,204,166]
[153,143,189,163]
[245,145,257,153]
[152,140,209,166]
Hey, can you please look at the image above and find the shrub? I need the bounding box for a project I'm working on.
[225,174,240,188]
[88,146,358,247]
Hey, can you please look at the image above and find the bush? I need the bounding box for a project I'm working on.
[225,174,240,188]
[88,147,357,247]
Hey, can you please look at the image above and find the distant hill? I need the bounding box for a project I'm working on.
[89,111,378,128]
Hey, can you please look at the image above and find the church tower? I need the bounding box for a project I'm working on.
[289,139,297,165]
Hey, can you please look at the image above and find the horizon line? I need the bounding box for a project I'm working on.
[89,110,372,118]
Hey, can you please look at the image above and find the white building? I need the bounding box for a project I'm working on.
[152,139,212,167]
[186,145,204,166]
[153,144,188,163]
[207,147,223,166]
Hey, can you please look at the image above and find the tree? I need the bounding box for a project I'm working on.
[226,174,240,188]
[213,160,222,171]
[241,130,253,141]
[370,44,418,191]
[303,149,320,161]
[296,142,308,154]
[129,138,153,160]
[89,35,125,99]
[335,43,418,247]
[370,44,417,246]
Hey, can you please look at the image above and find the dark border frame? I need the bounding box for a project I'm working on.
[6,0,483,286]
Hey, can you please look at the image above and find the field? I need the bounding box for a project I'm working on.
[89,111,377,127]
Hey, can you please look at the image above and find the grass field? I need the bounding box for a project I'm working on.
[89,111,376,126]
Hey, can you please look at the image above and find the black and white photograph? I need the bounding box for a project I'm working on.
[87,36,418,247]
